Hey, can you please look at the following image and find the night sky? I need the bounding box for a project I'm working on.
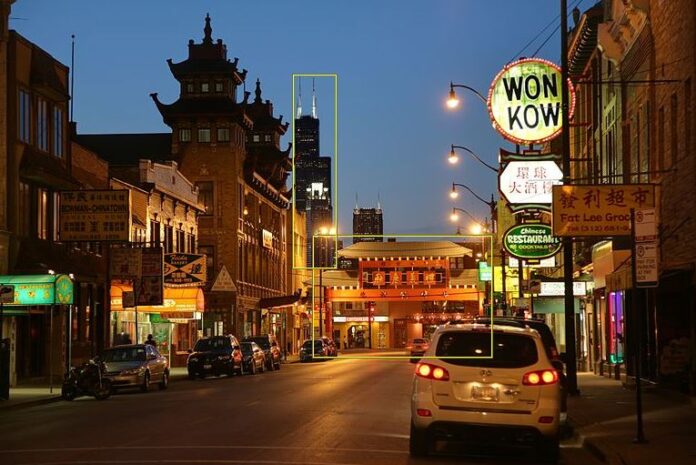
[12,0,573,236]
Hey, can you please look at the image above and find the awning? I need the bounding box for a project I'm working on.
[0,274,74,306]
[606,260,632,292]
[533,298,581,314]
[259,292,301,309]
[111,284,204,313]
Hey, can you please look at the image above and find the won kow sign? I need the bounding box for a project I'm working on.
[488,58,575,145]
[503,224,561,260]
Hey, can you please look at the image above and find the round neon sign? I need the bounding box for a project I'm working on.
[487,58,575,145]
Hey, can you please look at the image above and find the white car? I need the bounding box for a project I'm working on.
[410,323,561,462]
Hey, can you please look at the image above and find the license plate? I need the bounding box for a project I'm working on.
[203,364,212,370]
[472,385,499,401]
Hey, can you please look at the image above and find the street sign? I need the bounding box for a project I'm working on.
[59,190,131,242]
[211,265,237,292]
[122,291,135,308]
[487,58,575,145]
[110,248,142,279]
[634,208,657,242]
[164,253,207,286]
[552,184,656,237]
[0,286,14,304]
[498,160,563,206]
[503,224,562,260]
[478,261,492,282]
[138,248,163,305]
[635,242,658,288]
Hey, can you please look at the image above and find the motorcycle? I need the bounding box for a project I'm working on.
[61,358,112,401]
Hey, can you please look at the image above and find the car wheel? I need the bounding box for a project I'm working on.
[61,384,77,401]
[159,371,169,390]
[275,360,281,370]
[94,379,112,400]
[260,360,266,373]
[538,438,560,463]
[250,361,257,375]
[409,422,429,457]
[140,372,151,393]
[187,371,196,380]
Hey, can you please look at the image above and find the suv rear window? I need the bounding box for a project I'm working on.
[436,331,538,368]
[194,337,231,351]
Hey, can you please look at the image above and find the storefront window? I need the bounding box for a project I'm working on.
[608,291,625,364]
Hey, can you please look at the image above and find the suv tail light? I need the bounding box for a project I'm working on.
[522,369,558,386]
[415,362,450,381]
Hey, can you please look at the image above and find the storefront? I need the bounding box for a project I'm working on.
[110,284,204,366]
[0,274,74,387]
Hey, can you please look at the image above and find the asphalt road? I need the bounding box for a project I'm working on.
[0,357,601,465]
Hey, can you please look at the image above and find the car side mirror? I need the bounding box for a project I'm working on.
[551,360,565,373]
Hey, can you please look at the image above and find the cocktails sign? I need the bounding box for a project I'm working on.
[503,224,561,260]
[488,58,575,145]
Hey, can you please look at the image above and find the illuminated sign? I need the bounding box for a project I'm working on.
[59,190,131,242]
[488,58,575,144]
[333,316,389,323]
[509,256,556,268]
[499,160,563,206]
[539,281,586,296]
[0,275,73,306]
[478,262,492,282]
[503,224,561,260]
[552,184,656,237]
[164,253,207,286]
[262,229,273,249]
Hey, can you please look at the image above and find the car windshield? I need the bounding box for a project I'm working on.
[194,337,231,352]
[101,347,146,363]
[246,337,270,349]
[436,331,538,368]
[240,342,254,354]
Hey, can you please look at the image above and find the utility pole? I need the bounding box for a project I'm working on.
[560,0,579,395]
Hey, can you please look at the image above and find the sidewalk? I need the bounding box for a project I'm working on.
[569,372,696,465]
[0,385,62,411]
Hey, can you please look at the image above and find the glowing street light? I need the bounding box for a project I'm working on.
[446,82,487,111]
[448,147,459,164]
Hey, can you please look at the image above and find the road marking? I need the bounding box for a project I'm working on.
[0,445,407,455]
[27,461,361,465]
[246,400,261,406]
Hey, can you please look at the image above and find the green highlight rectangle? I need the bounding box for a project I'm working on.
[291,73,339,271]
[309,234,495,360]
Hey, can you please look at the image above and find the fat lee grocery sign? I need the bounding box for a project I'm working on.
[503,224,561,260]
[552,184,656,237]
[488,58,575,145]
[59,190,131,242]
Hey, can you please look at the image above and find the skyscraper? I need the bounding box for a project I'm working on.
[353,200,384,243]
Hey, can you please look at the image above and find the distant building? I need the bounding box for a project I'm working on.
[353,204,383,243]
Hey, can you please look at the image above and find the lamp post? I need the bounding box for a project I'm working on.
[448,145,498,173]
[446,82,488,109]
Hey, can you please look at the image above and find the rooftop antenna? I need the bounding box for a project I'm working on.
[70,34,75,123]
[355,193,359,210]
[377,192,382,210]
[311,78,317,119]
[296,78,303,119]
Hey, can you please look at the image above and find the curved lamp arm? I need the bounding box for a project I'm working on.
[451,145,498,173]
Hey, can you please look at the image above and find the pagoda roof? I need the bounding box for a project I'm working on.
[150,93,253,129]
[246,144,292,193]
[246,79,289,134]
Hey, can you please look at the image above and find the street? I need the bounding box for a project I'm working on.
[0,357,601,465]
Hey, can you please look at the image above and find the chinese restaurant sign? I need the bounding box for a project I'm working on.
[59,190,131,242]
[552,185,656,237]
[499,160,563,207]
[365,270,444,287]
[164,254,207,286]
[488,58,575,144]
[0,275,73,306]
[503,224,561,259]
[138,247,163,305]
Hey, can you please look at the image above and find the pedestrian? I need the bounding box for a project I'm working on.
[343,335,348,350]
[145,334,156,347]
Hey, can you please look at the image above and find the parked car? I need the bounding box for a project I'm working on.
[321,336,337,357]
[410,323,561,462]
[240,341,266,375]
[101,344,169,392]
[244,335,281,370]
[406,338,429,362]
[187,335,243,379]
[299,339,328,362]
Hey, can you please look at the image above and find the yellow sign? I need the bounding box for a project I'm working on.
[59,190,131,242]
[488,58,575,145]
[552,185,656,237]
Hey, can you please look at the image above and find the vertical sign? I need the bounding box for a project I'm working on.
[633,208,659,288]
[137,247,163,305]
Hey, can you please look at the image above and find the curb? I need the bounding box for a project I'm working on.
[0,394,62,412]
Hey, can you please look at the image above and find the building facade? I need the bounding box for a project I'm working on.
[353,205,384,243]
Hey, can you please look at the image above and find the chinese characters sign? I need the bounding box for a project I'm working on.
[499,160,563,207]
[138,248,163,305]
[59,190,131,242]
[365,270,444,287]
[488,58,575,144]
[164,254,207,286]
[552,185,656,237]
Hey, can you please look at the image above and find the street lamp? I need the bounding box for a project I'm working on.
[449,207,483,228]
[448,145,498,173]
[446,82,488,109]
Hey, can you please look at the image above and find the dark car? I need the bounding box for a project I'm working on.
[299,339,328,362]
[240,341,266,375]
[244,335,281,370]
[187,335,243,379]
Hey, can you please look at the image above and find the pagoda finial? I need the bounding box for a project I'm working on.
[203,13,213,44]
[296,78,303,119]
[311,78,318,119]
[254,78,262,103]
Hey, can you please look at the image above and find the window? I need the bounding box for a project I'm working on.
[198,245,215,284]
[37,98,49,151]
[196,181,214,215]
[176,229,185,252]
[264,134,271,142]
[18,182,31,235]
[52,192,60,241]
[252,134,260,143]
[187,233,196,253]
[669,93,678,168]
[164,224,174,253]
[658,107,665,172]
[436,332,538,368]
[217,128,230,142]
[215,81,223,92]
[201,82,209,93]
[150,220,161,246]
[198,128,211,143]
[53,107,64,157]
[37,188,48,239]
[19,89,31,143]
[179,128,191,142]
[186,83,194,93]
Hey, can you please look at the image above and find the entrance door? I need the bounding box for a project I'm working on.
[394,319,407,348]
